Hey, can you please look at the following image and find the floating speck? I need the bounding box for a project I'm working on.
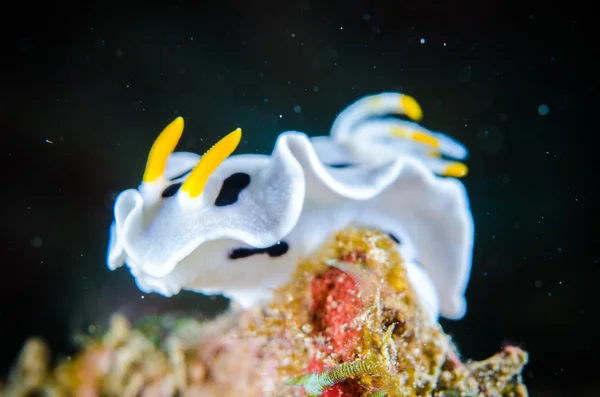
[537,104,550,116]
[141,295,145,299]
[313,85,320,92]
[115,49,123,57]
[45,139,53,144]
[291,33,296,38]
[420,38,426,44]
[31,237,43,248]
[293,105,302,113]
[340,26,344,30]
[534,280,543,288]
[279,114,283,118]
[443,42,447,47]
[363,13,371,21]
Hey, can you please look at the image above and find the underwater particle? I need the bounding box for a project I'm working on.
[420,38,426,44]
[552,91,571,110]
[476,126,505,154]
[115,49,123,57]
[534,280,542,288]
[313,85,320,92]
[457,65,472,83]
[279,114,283,118]
[537,104,550,116]
[294,105,302,113]
[500,173,511,184]
[363,13,371,21]
[30,237,43,248]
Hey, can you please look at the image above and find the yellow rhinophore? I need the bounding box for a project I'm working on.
[443,162,469,178]
[390,126,440,149]
[181,128,242,199]
[143,117,184,183]
[400,94,423,121]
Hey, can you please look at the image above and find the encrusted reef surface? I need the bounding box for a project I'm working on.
[1,228,528,397]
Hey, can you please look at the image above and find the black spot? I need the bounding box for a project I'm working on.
[326,163,356,168]
[161,182,182,198]
[266,241,289,257]
[170,168,193,181]
[214,172,251,206]
[363,114,413,124]
[229,241,289,260]
[387,232,401,244]
[228,247,257,259]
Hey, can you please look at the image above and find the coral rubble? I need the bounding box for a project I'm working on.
[1,228,528,397]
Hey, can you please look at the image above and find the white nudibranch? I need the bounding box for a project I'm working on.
[107,92,474,322]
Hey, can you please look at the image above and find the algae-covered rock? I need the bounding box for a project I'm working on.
[1,228,528,397]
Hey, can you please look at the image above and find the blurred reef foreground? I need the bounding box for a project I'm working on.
[1,228,528,397]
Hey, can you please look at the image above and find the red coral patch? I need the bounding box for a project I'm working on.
[305,260,367,396]
[310,267,362,359]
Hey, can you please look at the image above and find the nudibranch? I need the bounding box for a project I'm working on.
[107,92,474,321]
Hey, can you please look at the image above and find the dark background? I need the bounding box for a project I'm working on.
[1,2,592,396]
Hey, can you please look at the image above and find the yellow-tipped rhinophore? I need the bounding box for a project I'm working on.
[143,117,185,183]
[181,128,242,199]
[390,127,440,148]
[443,162,469,178]
[400,95,423,121]
[411,131,440,148]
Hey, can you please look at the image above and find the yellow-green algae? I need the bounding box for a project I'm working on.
[1,228,528,397]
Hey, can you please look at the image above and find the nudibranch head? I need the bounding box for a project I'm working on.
[108,117,307,300]
[107,92,474,322]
